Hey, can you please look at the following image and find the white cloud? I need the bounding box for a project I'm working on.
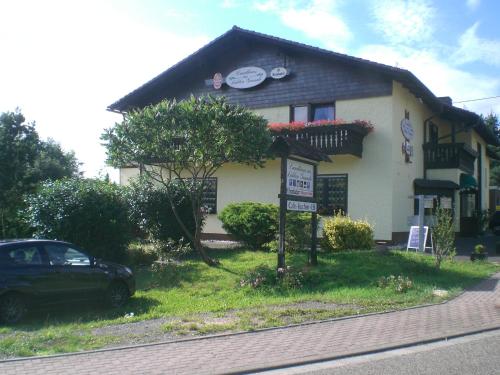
[253,0,352,52]
[371,0,435,45]
[0,0,209,177]
[453,22,500,67]
[466,0,480,10]
[357,44,500,116]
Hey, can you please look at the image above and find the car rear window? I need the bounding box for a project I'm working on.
[0,246,43,266]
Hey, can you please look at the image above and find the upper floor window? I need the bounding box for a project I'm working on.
[291,103,335,122]
[312,104,335,121]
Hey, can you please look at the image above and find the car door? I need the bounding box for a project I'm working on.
[42,243,108,301]
[2,243,54,304]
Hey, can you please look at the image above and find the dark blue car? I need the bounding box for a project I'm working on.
[0,239,135,323]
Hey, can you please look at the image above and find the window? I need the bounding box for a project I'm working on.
[45,245,90,266]
[5,246,43,266]
[429,123,438,144]
[202,178,217,214]
[312,104,335,121]
[291,103,335,122]
[292,106,308,122]
[316,174,347,215]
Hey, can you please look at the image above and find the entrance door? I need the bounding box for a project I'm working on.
[460,192,477,236]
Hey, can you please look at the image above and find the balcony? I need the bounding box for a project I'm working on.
[270,123,372,158]
[423,142,477,174]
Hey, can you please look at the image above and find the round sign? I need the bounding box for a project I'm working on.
[213,73,223,90]
[400,118,414,141]
[226,66,266,89]
[270,67,287,79]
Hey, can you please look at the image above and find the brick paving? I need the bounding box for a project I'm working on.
[1,273,499,375]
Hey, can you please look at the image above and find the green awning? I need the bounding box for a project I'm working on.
[460,173,477,191]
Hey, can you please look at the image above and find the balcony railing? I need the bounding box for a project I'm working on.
[423,142,477,174]
[270,124,371,158]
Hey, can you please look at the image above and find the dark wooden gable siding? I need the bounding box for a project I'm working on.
[139,40,392,110]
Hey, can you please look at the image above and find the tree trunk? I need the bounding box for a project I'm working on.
[193,222,218,266]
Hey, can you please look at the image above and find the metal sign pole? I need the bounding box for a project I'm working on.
[309,163,318,266]
[278,156,287,271]
[417,195,425,252]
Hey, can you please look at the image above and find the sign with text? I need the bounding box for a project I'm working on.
[407,225,429,252]
[287,200,317,212]
[286,159,314,198]
[226,67,266,89]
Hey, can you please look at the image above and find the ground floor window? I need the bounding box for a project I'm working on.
[179,177,217,214]
[316,174,347,215]
[202,178,217,214]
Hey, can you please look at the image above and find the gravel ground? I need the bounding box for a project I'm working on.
[89,301,361,349]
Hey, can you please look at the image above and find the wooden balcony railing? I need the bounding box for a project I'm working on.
[271,124,371,158]
[423,142,477,174]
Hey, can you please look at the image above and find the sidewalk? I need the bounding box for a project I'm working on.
[1,273,499,375]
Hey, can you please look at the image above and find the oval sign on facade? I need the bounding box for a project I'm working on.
[213,72,223,90]
[226,66,266,89]
[270,67,287,79]
[400,118,414,141]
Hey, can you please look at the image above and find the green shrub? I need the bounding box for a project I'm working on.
[286,212,312,251]
[320,213,374,251]
[220,202,312,251]
[25,178,133,262]
[219,202,278,249]
[127,242,159,266]
[377,275,413,293]
[432,207,456,269]
[239,264,304,289]
[125,178,196,244]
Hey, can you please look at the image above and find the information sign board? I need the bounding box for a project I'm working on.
[286,159,314,198]
[287,200,317,212]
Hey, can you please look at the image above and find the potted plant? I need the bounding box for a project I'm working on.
[470,244,488,261]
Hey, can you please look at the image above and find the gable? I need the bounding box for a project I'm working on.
[130,40,392,110]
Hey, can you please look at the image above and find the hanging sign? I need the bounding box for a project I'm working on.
[401,118,414,141]
[287,200,317,212]
[213,73,223,90]
[270,67,287,79]
[286,159,314,198]
[226,66,266,89]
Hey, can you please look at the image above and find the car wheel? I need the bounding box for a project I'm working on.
[0,294,26,324]
[106,282,129,308]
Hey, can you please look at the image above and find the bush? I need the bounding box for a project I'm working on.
[125,178,196,244]
[320,213,374,251]
[25,178,133,262]
[286,212,312,252]
[239,264,305,289]
[377,275,413,293]
[432,207,456,269]
[127,242,159,266]
[220,202,312,251]
[219,202,278,249]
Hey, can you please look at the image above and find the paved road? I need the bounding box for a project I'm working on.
[260,329,500,375]
[0,273,499,375]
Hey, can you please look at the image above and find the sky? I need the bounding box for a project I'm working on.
[1,0,499,178]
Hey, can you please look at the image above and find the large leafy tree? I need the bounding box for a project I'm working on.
[0,110,80,238]
[483,112,500,186]
[102,96,272,265]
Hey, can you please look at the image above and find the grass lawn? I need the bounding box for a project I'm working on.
[0,249,498,358]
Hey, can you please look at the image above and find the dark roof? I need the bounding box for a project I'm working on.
[108,26,498,146]
[270,136,331,162]
[414,179,459,190]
